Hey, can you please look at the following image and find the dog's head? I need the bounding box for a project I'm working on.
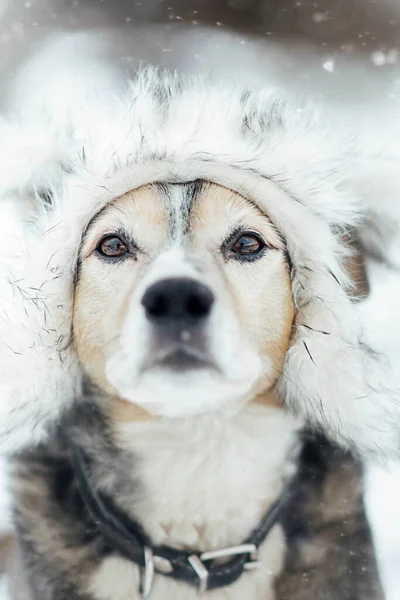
[73,182,294,418]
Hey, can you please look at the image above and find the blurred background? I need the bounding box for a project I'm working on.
[0,1,400,598]
[2,0,400,143]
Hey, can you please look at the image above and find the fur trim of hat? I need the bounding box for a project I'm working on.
[0,67,399,457]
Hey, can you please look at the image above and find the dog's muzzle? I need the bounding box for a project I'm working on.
[142,277,215,372]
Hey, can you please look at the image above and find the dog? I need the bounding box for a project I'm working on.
[0,67,394,598]
[7,181,383,599]
[9,181,383,600]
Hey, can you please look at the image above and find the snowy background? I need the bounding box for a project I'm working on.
[1,1,400,598]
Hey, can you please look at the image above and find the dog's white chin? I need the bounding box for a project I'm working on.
[105,357,263,418]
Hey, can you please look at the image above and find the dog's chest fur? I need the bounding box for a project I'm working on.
[113,406,299,551]
[86,407,299,600]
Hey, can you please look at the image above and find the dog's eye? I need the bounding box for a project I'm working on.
[96,235,128,258]
[231,232,265,257]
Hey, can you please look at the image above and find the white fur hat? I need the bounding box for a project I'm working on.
[0,67,399,456]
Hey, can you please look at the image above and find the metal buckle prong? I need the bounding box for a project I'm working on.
[139,546,155,599]
[188,554,209,594]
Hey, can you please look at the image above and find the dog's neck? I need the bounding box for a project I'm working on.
[109,400,301,553]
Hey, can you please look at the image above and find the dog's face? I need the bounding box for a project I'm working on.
[73,182,294,418]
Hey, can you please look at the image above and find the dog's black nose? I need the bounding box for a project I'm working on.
[142,278,214,326]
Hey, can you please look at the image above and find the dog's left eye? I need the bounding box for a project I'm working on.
[231,232,265,257]
[96,235,128,258]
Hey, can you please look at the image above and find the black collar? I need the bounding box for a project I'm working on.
[66,435,293,597]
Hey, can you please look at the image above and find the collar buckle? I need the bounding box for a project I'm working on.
[188,543,260,594]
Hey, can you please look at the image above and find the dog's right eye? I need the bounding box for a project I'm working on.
[96,235,128,258]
